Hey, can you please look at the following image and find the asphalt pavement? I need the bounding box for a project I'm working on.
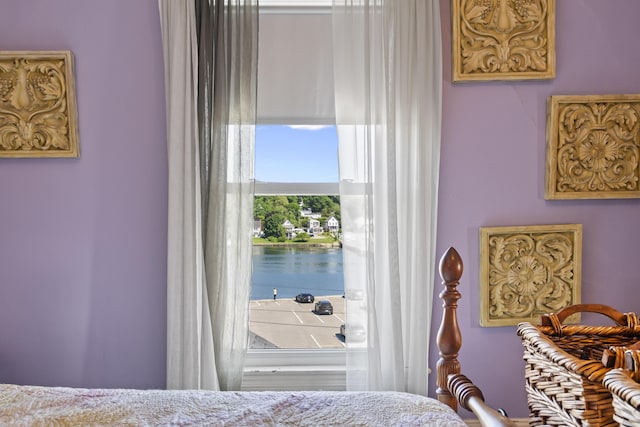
[249,295,345,349]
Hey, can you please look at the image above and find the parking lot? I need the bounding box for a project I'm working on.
[249,295,345,349]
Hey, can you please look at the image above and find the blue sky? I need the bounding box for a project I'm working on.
[255,125,338,182]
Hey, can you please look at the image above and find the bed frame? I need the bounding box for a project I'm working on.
[435,247,515,427]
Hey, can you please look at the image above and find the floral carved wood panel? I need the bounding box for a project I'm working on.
[452,0,555,82]
[479,224,582,327]
[0,51,79,158]
[546,94,640,199]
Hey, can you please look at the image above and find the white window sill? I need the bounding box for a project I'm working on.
[242,349,346,391]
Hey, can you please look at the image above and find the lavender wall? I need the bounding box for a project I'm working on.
[431,0,640,417]
[0,1,167,388]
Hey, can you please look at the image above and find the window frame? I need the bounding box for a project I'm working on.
[254,182,338,196]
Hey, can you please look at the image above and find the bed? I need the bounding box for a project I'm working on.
[0,247,512,426]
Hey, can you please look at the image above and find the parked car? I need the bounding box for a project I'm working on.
[295,293,315,303]
[314,300,333,315]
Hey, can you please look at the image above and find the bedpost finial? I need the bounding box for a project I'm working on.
[439,247,463,283]
[436,246,463,411]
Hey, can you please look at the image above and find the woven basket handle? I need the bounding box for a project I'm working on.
[540,304,634,333]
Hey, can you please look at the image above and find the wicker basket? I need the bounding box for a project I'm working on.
[517,304,640,426]
[603,368,640,426]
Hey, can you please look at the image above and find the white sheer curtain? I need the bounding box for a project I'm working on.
[332,0,442,395]
[158,0,258,391]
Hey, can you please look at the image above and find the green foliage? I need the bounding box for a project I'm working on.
[302,196,341,223]
[323,231,339,242]
[254,195,341,228]
[254,196,288,222]
[263,213,286,239]
[254,196,302,227]
[293,232,310,242]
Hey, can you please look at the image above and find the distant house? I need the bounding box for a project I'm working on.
[282,220,295,239]
[325,216,339,232]
[300,207,322,220]
[308,218,322,235]
[282,220,294,230]
[253,220,262,238]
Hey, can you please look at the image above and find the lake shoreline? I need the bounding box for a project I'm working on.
[252,242,341,248]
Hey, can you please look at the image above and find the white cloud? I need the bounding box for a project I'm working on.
[286,125,331,131]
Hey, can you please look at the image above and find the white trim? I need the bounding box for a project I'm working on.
[259,0,331,14]
[245,349,345,368]
[254,182,339,195]
[242,369,346,391]
[242,349,346,391]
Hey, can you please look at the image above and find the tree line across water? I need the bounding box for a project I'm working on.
[254,196,340,241]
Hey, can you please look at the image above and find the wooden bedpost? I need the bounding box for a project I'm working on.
[436,246,463,411]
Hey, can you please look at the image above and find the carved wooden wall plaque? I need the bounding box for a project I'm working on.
[0,51,79,158]
[546,94,640,200]
[452,0,555,82]
[479,224,582,327]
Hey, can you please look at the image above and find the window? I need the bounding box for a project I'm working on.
[243,125,346,391]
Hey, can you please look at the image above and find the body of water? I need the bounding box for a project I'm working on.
[251,246,344,300]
